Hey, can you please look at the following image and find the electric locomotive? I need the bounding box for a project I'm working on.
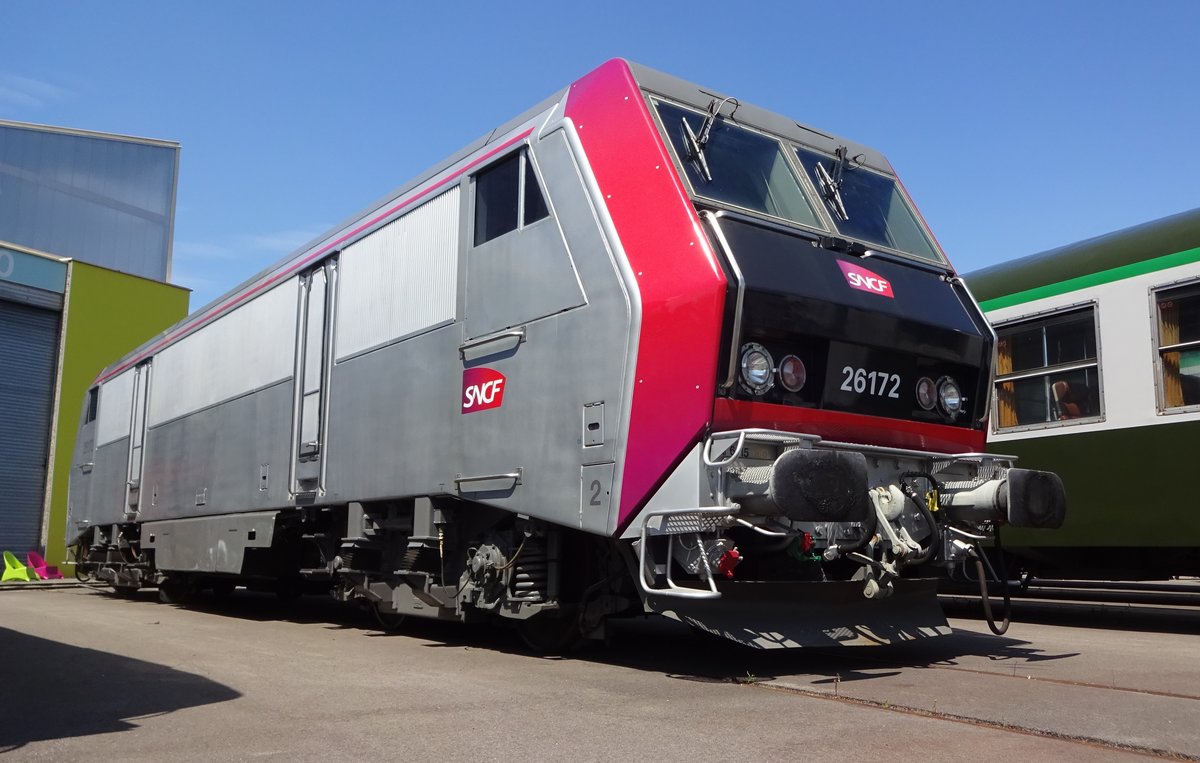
[67,60,1065,649]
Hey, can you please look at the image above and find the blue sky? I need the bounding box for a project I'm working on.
[3,1,1199,310]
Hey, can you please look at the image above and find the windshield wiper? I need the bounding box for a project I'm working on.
[682,96,739,183]
[682,118,712,182]
[816,145,851,222]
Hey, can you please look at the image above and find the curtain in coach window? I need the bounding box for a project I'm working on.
[1159,298,1183,409]
[996,337,1017,427]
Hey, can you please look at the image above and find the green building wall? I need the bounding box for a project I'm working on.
[43,261,189,567]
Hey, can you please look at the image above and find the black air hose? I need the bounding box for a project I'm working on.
[904,489,940,566]
[898,473,942,567]
[971,529,1011,636]
[829,499,878,556]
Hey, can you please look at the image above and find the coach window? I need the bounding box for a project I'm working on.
[1154,282,1200,411]
[993,306,1101,430]
[473,149,549,246]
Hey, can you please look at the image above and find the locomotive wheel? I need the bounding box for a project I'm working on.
[516,611,583,655]
[372,604,406,632]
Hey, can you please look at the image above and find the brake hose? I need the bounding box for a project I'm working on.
[829,498,878,557]
[898,473,942,567]
[971,528,1011,635]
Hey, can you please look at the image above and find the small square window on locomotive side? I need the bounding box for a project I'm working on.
[472,150,550,247]
[473,152,521,246]
[1155,283,1200,410]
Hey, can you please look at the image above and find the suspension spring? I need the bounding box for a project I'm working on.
[511,537,548,601]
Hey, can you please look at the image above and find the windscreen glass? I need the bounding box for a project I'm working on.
[794,146,944,264]
[654,100,823,229]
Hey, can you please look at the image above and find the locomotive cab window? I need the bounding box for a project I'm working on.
[85,387,99,424]
[793,146,945,265]
[473,149,548,246]
[993,305,1102,430]
[1154,282,1200,411]
[651,99,825,230]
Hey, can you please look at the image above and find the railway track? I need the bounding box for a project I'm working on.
[940,577,1200,623]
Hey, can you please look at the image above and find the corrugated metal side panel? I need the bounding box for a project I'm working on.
[0,300,59,552]
[148,280,296,426]
[335,188,459,360]
[95,367,134,447]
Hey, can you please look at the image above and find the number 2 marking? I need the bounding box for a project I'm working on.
[589,480,603,506]
[840,366,901,399]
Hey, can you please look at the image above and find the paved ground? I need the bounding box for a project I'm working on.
[1,586,1196,761]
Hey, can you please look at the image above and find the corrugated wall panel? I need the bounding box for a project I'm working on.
[95,367,134,446]
[0,123,176,281]
[335,188,459,360]
[0,299,59,553]
[148,280,296,426]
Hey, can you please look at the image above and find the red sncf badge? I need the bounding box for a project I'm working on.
[837,260,894,298]
[462,367,506,413]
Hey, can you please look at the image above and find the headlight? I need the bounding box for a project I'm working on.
[778,354,807,392]
[915,376,937,410]
[937,376,964,416]
[739,343,774,395]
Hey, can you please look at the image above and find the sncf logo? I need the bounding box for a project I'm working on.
[462,367,507,413]
[837,260,894,298]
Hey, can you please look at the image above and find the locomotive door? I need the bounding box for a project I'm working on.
[124,361,152,517]
[291,259,337,495]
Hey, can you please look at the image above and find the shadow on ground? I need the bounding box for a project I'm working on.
[0,625,241,753]
[109,586,1083,688]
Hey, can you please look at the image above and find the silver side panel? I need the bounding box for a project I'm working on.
[142,511,277,573]
[140,382,294,522]
[95,368,134,446]
[65,396,95,542]
[148,281,296,427]
[335,188,459,361]
[74,437,130,532]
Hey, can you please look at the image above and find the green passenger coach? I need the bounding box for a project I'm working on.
[968,207,1200,578]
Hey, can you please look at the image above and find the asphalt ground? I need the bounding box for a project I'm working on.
[1,585,1196,761]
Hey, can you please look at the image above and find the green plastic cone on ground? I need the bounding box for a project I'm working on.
[2,551,34,582]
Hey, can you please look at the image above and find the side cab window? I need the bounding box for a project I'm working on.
[85,387,99,424]
[463,146,582,340]
[473,150,548,246]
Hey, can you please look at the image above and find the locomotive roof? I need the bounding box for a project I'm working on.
[92,59,896,384]
[966,205,1200,302]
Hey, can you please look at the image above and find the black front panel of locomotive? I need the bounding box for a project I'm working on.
[715,217,991,427]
